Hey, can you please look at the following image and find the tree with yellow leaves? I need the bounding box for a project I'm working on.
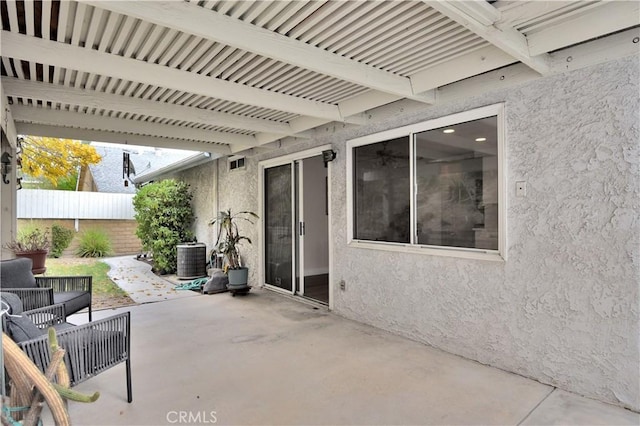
[20,136,102,186]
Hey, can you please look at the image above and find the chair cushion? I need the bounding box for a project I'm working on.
[0,258,37,288]
[53,291,91,316]
[7,315,46,343]
[53,322,76,332]
[1,292,24,315]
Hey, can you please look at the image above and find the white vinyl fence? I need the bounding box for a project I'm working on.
[17,189,135,219]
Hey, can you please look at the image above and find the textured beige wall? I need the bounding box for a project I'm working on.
[174,160,217,252]
[211,57,639,410]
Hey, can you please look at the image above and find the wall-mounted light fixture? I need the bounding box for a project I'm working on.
[1,151,12,184]
[322,149,337,168]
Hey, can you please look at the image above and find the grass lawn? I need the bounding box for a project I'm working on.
[45,258,128,298]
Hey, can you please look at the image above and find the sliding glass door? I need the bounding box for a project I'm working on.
[264,163,293,291]
[263,154,330,304]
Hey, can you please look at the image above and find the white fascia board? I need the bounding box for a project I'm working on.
[1,31,342,121]
[80,0,416,99]
[132,152,219,184]
[526,1,640,56]
[548,27,640,75]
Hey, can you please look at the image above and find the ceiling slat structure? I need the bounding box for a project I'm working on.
[1,0,638,154]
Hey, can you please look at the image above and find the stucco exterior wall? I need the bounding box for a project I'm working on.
[194,57,639,409]
[174,160,217,251]
[217,158,260,283]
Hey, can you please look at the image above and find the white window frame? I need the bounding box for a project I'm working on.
[346,103,506,261]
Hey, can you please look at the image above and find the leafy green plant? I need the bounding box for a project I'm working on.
[133,179,194,274]
[76,228,112,258]
[50,223,74,258]
[4,223,51,252]
[55,171,80,191]
[210,209,258,270]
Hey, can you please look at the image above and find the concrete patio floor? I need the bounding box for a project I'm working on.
[46,288,638,426]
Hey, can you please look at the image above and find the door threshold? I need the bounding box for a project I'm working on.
[297,294,329,309]
[262,285,329,310]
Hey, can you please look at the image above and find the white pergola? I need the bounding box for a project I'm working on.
[1,0,638,155]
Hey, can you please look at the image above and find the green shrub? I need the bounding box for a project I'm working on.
[133,179,194,274]
[50,223,74,258]
[55,172,79,191]
[76,228,113,258]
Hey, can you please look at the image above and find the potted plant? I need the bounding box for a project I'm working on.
[209,209,258,292]
[4,225,51,274]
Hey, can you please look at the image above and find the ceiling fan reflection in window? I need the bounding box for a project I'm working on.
[375,142,405,167]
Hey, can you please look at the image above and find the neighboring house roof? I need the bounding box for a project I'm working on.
[88,144,195,193]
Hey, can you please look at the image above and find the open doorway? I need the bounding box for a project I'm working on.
[298,155,329,303]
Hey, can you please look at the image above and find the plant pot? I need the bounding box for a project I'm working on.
[15,250,48,275]
[227,267,249,289]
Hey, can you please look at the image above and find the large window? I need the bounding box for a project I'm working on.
[348,105,504,258]
[353,137,410,243]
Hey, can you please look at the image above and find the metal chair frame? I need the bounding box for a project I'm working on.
[4,275,93,321]
[5,304,132,403]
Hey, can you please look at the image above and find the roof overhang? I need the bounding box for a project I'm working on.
[132,151,219,185]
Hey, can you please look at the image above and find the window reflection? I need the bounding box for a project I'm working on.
[353,137,410,243]
[415,116,498,250]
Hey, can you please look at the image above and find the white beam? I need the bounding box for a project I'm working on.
[254,29,639,147]
[16,123,229,154]
[526,1,640,56]
[339,91,405,118]
[446,0,501,26]
[410,45,516,93]
[11,105,256,148]
[81,0,418,99]
[256,44,501,131]
[2,78,293,135]
[413,27,640,108]
[1,31,342,121]
[425,0,551,75]
[252,91,428,147]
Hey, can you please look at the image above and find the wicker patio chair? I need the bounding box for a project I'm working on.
[1,257,93,320]
[1,293,132,403]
